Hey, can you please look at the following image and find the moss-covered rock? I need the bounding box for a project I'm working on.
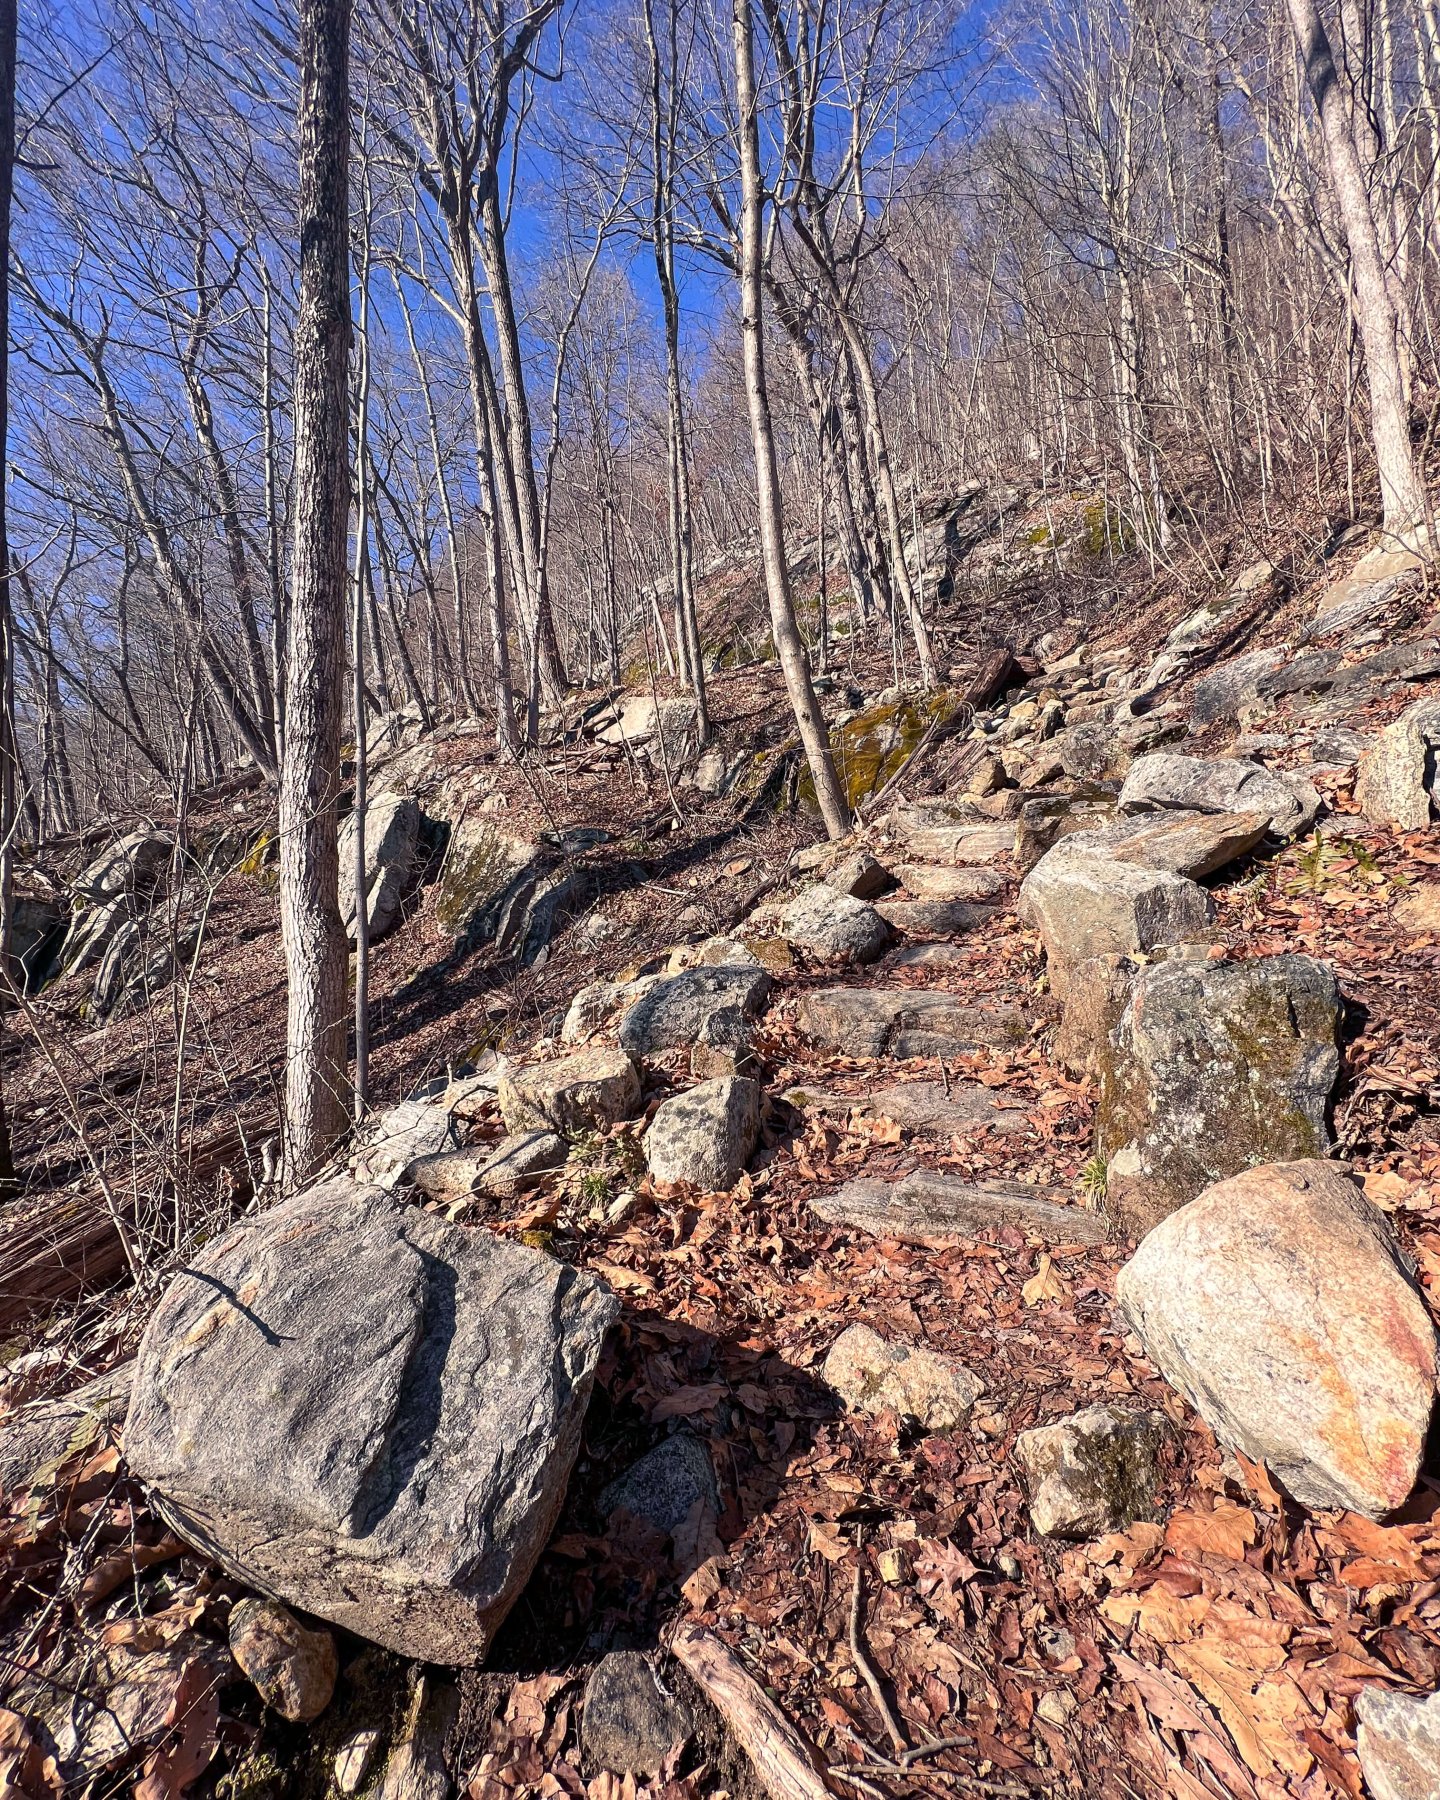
[1096,952,1341,1236]
[433,816,535,940]
[1016,1404,1168,1538]
[798,690,960,814]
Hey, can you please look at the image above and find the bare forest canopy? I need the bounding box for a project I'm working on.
[9,0,1439,833]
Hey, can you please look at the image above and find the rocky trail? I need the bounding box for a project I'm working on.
[4,527,1440,1800]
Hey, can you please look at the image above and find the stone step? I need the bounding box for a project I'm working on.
[798,987,1028,1059]
[784,1079,1028,1136]
[812,1170,1109,1246]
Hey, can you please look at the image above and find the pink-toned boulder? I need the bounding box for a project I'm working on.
[1117,1160,1437,1518]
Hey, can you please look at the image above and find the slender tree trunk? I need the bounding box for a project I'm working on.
[280,0,353,1182]
[0,0,17,1201]
[732,0,848,840]
[1285,0,1425,533]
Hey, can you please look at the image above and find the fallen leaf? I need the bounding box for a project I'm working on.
[1021,1253,1070,1306]
[1165,1501,1258,1561]
[649,1383,726,1421]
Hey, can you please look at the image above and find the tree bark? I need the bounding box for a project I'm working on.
[732,0,849,841]
[0,0,17,1201]
[1285,0,1425,534]
[279,0,353,1182]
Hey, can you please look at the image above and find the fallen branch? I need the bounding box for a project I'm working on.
[667,1618,834,1800]
[849,1553,907,1754]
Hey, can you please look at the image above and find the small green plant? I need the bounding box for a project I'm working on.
[1284,833,1388,896]
[1080,1155,1109,1203]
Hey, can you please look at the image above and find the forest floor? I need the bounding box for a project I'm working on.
[3,477,1440,1800]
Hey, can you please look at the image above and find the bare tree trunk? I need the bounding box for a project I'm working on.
[0,0,16,1201]
[1285,0,1425,533]
[279,0,353,1182]
[732,0,848,841]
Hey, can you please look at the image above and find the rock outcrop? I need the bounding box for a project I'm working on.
[124,1177,619,1663]
[1117,1161,1436,1518]
[773,885,891,965]
[339,791,422,941]
[617,965,771,1058]
[1119,753,1319,838]
[1355,698,1440,831]
[799,988,1028,1059]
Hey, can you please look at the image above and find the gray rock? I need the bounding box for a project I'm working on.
[340,792,422,941]
[1188,648,1287,725]
[583,1652,694,1779]
[405,1131,567,1203]
[865,1079,1027,1136]
[1050,721,1128,781]
[873,897,1000,937]
[775,885,891,965]
[432,817,537,942]
[689,1006,757,1079]
[1016,1405,1168,1539]
[354,1100,459,1190]
[1013,791,1119,873]
[1355,698,1440,831]
[893,863,1006,901]
[1117,1160,1437,1518]
[825,851,893,900]
[499,1046,642,1138]
[1098,954,1340,1235]
[1055,809,1269,880]
[563,975,667,1045]
[887,809,1013,865]
[1309,726,1368,767]
[1356,1686,1440,1800]
[798,987,1028,1059]
[124,1178,618,1663]
[58,829,174,976]
[599,1434,719,1537]
[1018,850,1213,997]
[229,1598,338,1723]
[617,966,771,1058]
[1119,753,1320,838]
[812,1170,1108,1246]
[645,1077,760,1190]
[372,1673,459,1800]
[822,1323,983,1431]
[1053,953,1136,1079]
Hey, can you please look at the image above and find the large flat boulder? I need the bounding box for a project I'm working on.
[1355,698,1440,831]
[1018,851,1212,997]
[1055,809,1268,880]
[798,988,1028,1059]
[124,1178,618,1663]
[1117,1161,1436,1518]
[1098,953,1340,1235]
[617,965,771,1057]
[1119,753,1319,838]
[812,1170,1108,1246]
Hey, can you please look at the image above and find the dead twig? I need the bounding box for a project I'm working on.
[849,1537,907,1755]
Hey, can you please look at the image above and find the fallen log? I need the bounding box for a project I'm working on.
[0,1191,130,1329]
[667,1618,834,1800]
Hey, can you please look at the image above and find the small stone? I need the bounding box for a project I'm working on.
[1117,1160,1437,1518]
[644,1077,760,1191]
[1015,1405,1168,1539]
[335,1730,384,1796]
[1036,1691,1077,1726]
[825,851,893,900]
[582,1652,693,1778]
[822,1323,983,1431]
[1356,1685,1440,1800]
[876,1546,911,1584]
[599,1435,718,1537]
[405,1131,567,1203]
[228,1598,338,1723]
[499,1046,642,1138]
[1396,882,1440,935]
